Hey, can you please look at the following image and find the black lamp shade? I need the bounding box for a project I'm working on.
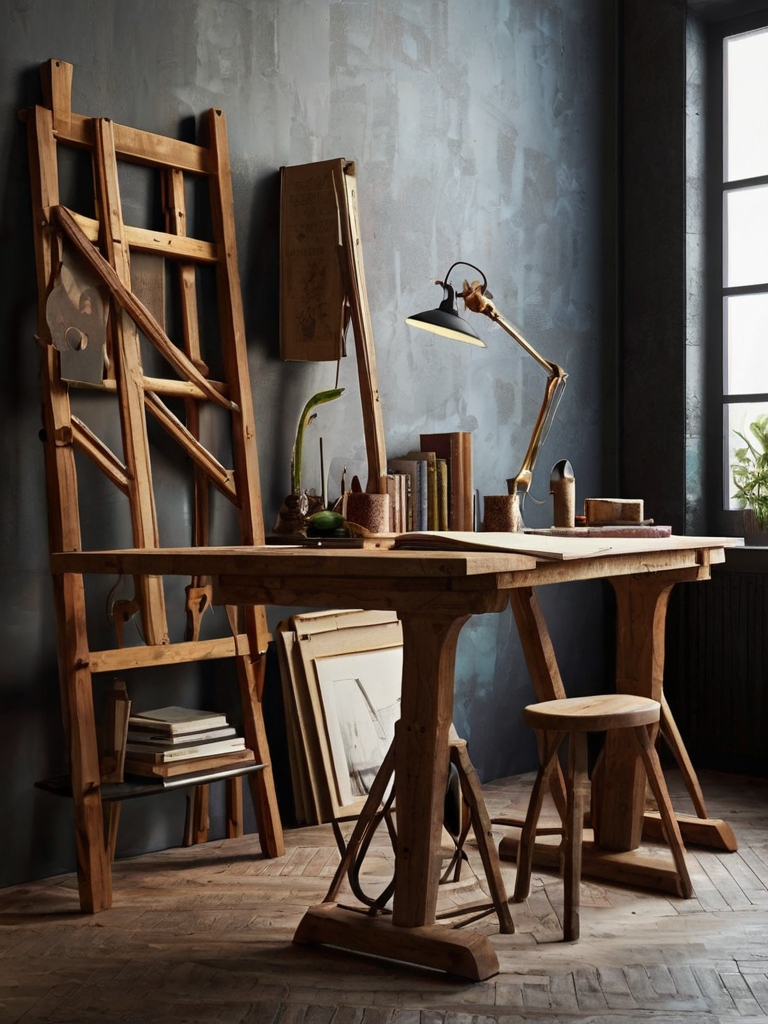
[405,305,486,347]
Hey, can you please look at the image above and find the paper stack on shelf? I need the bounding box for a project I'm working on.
[123,706,254,780]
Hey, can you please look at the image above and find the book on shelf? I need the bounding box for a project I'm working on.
[125,725,237,747]
[413,457,429,530]
[403,451,439,530]
[124,736,247,763]
[387,459,417,531]
[124,748,255,779]
[128,706,229,736]
[385,473,403,533]
[436,458,449,530]
[420,431,473,531]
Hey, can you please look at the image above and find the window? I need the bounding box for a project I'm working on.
[716,19,768,514]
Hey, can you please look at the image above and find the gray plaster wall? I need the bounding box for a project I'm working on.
[0,0,614,887]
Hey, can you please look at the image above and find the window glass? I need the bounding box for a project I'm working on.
[724,184,768,287]
[724,293,768,394]
[713,20,768,520]
[725,401,768,509]
[725,26,768,182]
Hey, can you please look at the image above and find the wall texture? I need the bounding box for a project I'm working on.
[0,0,612,887]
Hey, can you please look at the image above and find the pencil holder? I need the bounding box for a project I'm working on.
[483,494,522,532]
[345,492,391,534]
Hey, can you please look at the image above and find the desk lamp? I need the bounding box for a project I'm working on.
[406,261,568,499]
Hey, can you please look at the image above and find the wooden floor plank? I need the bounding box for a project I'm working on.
[2,769,768,1023]
[572,966,610,1013]
[720,970,766,1017]
[594,966,637,1010]
[646,963,679,997]
[691,965,740,1014]
[742,972,768,1015]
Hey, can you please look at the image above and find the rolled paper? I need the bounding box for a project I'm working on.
[345,492,391,534]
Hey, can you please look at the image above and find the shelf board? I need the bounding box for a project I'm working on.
[35,762,266,802]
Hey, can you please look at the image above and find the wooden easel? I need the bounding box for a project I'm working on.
[22,59,285,912]
[279,158,387,495]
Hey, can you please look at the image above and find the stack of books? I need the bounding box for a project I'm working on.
[123,706,255,782]
[387,431,473,533]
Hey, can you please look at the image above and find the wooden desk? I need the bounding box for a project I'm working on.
[53,536,736,980]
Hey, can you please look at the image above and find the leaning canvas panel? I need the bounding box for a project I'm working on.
[314,646,402,811]
[275,610,402,824]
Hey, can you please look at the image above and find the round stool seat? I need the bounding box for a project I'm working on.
[522,693,661,733]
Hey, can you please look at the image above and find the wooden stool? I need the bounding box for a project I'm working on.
[512,694,693,941]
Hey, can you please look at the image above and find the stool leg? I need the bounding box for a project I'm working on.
[659,694,708,819]
[633,725,694,898]
[563,730,589,941]
[513,730,565,903]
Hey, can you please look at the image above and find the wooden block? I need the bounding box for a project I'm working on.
[584,498,644,525]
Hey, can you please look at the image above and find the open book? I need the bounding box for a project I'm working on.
[392,530,741,561]
[392,531,612,560]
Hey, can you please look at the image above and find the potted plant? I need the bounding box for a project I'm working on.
[731,413,768,543]
[274,387,344,535]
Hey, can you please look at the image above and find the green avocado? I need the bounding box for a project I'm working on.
[310,510,344,531]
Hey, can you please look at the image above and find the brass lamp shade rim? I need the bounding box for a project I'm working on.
[405,309,487,347]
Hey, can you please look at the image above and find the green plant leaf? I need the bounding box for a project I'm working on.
[731,414,768,529]
[290,388,344,494]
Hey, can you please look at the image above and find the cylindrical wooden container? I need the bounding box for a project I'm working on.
[552,476,576,528]
[483,494,522,532]
[345,492,391,534]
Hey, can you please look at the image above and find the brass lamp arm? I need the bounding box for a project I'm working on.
[460,278,561,376]
[460,279,568,495]
[510,372,568,495]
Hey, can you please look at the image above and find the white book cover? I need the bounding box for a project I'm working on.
[128,706,229,735]
[125,736,246,763]
[126,725,237,747]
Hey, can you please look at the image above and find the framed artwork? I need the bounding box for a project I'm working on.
[314,646,401,810]
[276,610,403,823]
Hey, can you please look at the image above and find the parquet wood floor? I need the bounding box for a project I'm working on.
[2,770,767,1023]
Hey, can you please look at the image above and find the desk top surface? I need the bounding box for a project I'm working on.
[50,534,741,583]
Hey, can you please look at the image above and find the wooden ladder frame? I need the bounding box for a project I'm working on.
[22,59,284,912]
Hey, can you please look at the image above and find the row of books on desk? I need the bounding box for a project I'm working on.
[123,706,255,780]
[387,431,474,533]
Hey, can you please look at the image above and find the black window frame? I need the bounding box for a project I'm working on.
[705,6,768,529]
